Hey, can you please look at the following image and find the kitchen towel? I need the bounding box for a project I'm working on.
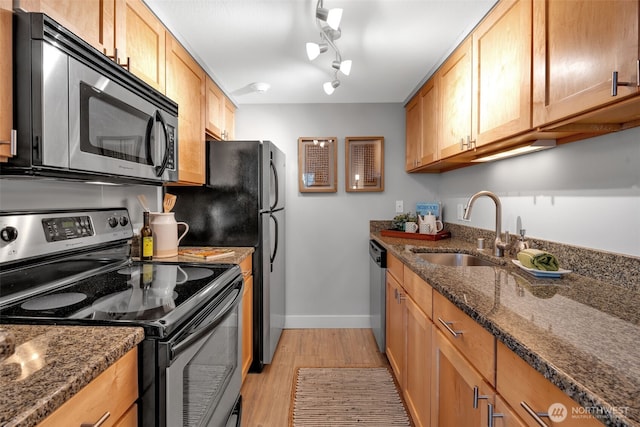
[517,248,559,271]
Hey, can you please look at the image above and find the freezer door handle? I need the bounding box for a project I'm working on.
[270,213,279,273]
[270,158,279,211]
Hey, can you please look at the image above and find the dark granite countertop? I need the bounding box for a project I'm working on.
[144,246,254,266]
[372,229,640,427]
[0,325,144,427]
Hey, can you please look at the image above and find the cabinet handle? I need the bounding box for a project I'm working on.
[438,317,463,338]
[520,401,550,427]
[611,61,640,96]
[0,129,17,156]
[473,385,489,408]
[487,403,504,427]
[459,135,476,151]
[80,412,110,427]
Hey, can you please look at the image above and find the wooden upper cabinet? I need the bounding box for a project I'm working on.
[223,99,236,140]
[205,76,225,139]
[419,79,439,165]
[532,0,639,127]
[472,0,532,146]
[0,0,13,162]
[166,34,206,185]
[439,38,473,160]
[117,0,166,93]
[405,95,422,171]
[20,0,114,55]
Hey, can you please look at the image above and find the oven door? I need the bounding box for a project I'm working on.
[159,278,243,427]
[67,52,178,182]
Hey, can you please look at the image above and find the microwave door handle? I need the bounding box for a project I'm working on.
[144,115,154,165]
[153,110,170,177]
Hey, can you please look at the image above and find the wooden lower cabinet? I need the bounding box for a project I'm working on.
[385,271,405,387]
[38,347,138,427]
[497,342,604,427]
[431,328,492,426]
[240,256,253,383]
[404,295,431,427]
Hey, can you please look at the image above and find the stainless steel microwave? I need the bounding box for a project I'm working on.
[2,12,179,184]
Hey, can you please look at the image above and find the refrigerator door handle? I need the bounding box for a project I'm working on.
[270,213,279,273]
[270,158,279,211]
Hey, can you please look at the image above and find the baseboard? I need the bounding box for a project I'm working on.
[284,315,371,329]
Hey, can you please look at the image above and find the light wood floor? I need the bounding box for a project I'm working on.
[240,328,390,427]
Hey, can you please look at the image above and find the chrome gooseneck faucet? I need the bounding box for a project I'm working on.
[463,190,508,257]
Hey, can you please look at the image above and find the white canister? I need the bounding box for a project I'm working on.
[149,213,189,258]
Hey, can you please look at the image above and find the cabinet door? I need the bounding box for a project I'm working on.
[472,0,532,145]
[118,0,166,93]
[385,273,405,388]
[405,95,422,171]
[242,274,254,382]
[420,78,439,165]
[405,296,431,427]
[166,35,206,185]
[223,99,236,140]
[22,0,114,55]
[0,0,12,162]
[431,328,492,427]
[492,395,529,427]
[439,38,473,159]
[532,0,639,127]
[205,76,225,139]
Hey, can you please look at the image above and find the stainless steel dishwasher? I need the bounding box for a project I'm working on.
[369,239,387,353]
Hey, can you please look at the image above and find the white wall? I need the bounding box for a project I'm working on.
[236,104,639,328]
[440,126,640,257]
[235,103,440,328]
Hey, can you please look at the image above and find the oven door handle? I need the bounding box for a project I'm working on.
[168,281,242,361]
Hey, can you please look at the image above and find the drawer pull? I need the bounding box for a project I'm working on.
[520,401,550,427]
[473,386,489,409]
[80,412,110,427]
[438,317,463,338]
[487,403,504,427]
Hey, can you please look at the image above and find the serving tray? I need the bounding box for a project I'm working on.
[380,229,451,241]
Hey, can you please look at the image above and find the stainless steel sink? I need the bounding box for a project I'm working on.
[414,252,498,267]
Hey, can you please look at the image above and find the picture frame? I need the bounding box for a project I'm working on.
[345,136,384,192]
[298,137,338,193]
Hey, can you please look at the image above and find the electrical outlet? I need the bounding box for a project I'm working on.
[457,204,464,220]
[395,200,404,213]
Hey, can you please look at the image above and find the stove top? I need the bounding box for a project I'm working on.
[0,261,241,337]
[0,208,241,338]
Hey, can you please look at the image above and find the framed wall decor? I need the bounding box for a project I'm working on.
[298,137,338,193]
[345,136,384,192]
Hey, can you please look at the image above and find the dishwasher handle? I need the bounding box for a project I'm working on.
[369,239,387,268]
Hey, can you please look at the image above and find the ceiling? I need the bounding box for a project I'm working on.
[144,0,497,105]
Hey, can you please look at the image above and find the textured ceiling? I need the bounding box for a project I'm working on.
[145,0,497,105]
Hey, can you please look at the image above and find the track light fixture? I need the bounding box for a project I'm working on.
[306,0,351,95]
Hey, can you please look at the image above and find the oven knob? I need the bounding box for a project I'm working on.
[0,226,18,243]
[119,216,129,227]
[108,217,118,228]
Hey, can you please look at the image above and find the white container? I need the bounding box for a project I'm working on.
[149,212,189,258]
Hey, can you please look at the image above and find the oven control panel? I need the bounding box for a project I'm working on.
[42,215,94,241]
[0,208,133,264]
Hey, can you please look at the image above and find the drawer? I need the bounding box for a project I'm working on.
[387,253,404,283]
[403,266,432,320]
[433,291,495,384]
[496,342,604,427]
[39,347,138,427]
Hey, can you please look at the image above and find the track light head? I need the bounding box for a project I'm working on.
[316,7,342,30]
[332,59,352,76]
[306,42,328,60]
[323,79,340,95]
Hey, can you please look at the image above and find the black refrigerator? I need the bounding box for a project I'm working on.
[171,140,285,371]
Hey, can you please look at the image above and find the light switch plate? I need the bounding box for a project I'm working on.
[395,200,404,213]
